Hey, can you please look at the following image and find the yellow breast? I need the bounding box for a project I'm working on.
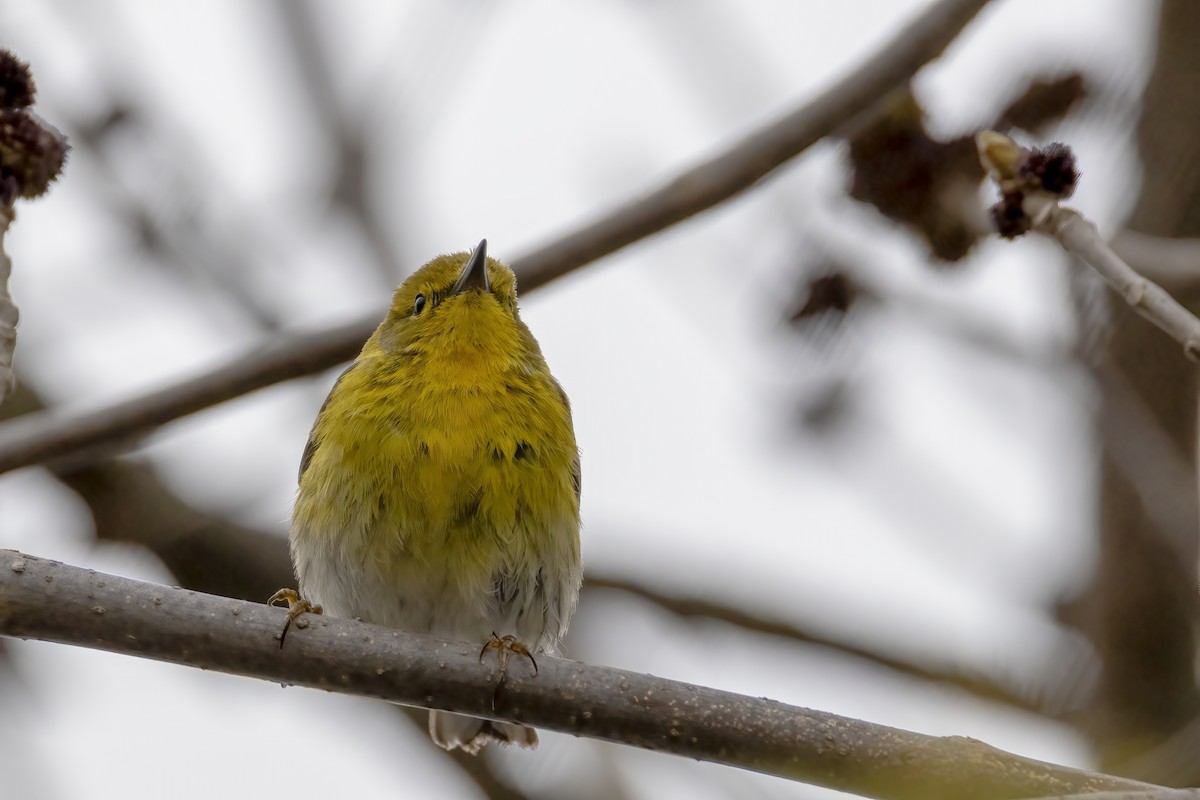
[292,345,580,586]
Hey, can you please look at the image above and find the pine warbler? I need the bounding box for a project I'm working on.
[277,240,581,753]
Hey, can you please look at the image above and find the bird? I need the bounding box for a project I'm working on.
[275,240,582,753]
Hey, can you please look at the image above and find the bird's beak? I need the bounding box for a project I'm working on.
[452,239,490,295]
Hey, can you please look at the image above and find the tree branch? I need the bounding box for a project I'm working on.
[510,0,990,288]
[0,549,1161,800]
[0,316,379,474]
[1046,209,1200,361]
[0,0,991,475]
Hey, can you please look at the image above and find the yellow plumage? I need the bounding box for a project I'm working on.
[288,242,581,753]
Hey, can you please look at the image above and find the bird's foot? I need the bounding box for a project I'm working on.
[268,588,322,649]
[479,633,538,677]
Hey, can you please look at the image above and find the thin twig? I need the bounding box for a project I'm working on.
[0,549,1161,800]
[0,0,992,475]
[1045,207,1200,360]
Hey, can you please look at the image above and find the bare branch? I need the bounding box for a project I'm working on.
[1047,210,1200,361]
[512,0,992,287]
[0,549,1162,800]
[0,316,377,474]
[0,0,991,475]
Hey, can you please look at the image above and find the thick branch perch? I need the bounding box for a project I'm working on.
[0,549,1160,800]
[0,0,991,475]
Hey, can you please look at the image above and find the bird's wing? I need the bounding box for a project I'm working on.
[298,362,358,483]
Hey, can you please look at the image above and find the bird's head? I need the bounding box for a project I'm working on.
[367,240,532,373]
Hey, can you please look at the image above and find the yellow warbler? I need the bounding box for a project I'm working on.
[280,240,581,753]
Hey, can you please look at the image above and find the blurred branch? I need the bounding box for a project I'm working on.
[1112,230,1200,290]
[41,3,289,327]
[0,549,1162,800]
[845,75,1084,263]
[1115,708,1200,791]
[0,383,294,600]
[0,317,375,474]
[69,104,286,330]
[978,132,1200,362]
[272,0,399,281]
[0,0,990,475]
[788,255,1071,368]
[587,574,1048,715]
[1075,0,1200,775]
[1093,369,1198,563]
[515,0,990,286]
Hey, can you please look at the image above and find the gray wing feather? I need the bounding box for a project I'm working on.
[298,363,358,483]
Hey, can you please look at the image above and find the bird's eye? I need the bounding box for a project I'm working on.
[413,294,426,316]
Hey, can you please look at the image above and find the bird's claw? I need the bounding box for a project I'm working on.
[268,588,322,649]
[479,633,538,677]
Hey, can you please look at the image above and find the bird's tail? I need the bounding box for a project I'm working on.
[429,710,538,755]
